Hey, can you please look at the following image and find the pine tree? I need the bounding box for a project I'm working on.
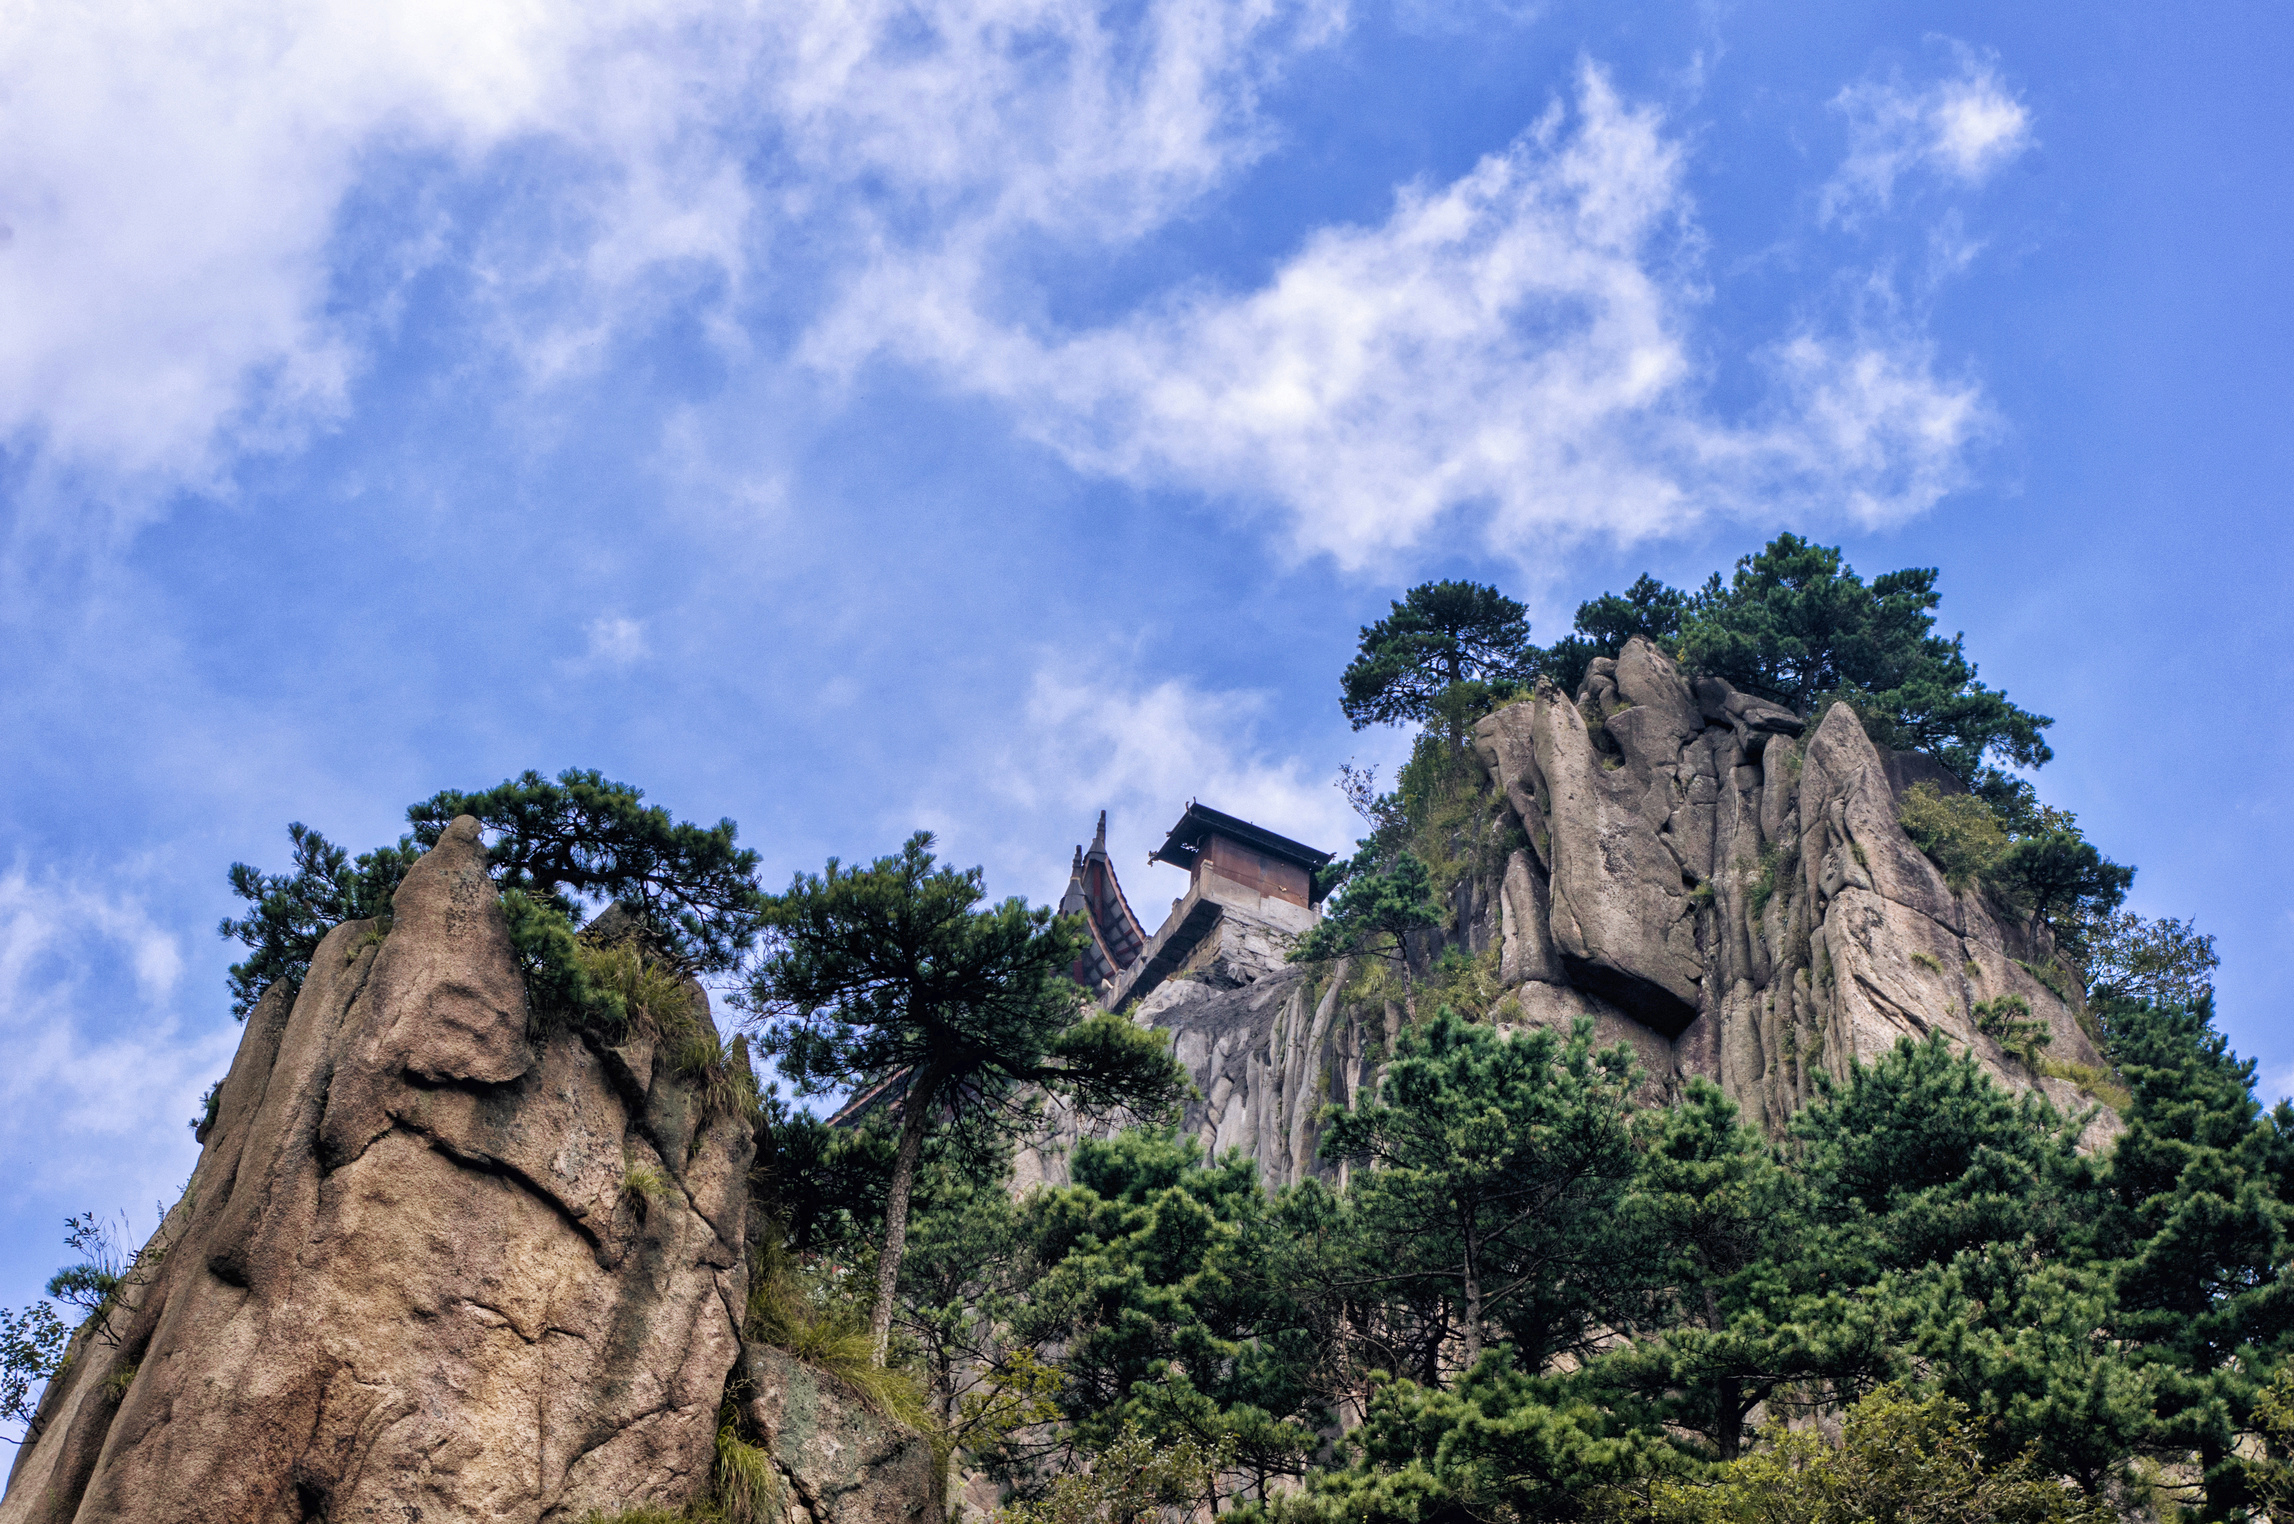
[746,832,1187,1364]
[1320,1011,1639,1373]
[1340,581,1535,752]
[2104,996,2294,1519]
[1296,853,1443,1017]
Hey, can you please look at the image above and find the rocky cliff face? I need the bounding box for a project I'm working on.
[2,818,930,1524]
[1080,639,2118,1189]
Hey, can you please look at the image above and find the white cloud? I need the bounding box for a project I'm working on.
[1823,45,2032,219]
[1,2,2004,574]
[824,67,1996,568]
[580,615,652,670]
[926,656,1377,909]
[0,868,233,1216]
[0,0,1338,527]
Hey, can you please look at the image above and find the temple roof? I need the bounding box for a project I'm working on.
[1147,801,1334,878]
[1060,810,1149,991]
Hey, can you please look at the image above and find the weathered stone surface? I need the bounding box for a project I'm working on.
[1533,678,1704,1036]
[373,814,536,1085]
[2,818,754,1524]
[1112,643,2122,1187]
[741,1344,937,1524]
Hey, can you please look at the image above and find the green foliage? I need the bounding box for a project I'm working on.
[0,1298,67,1430]
[748,830,1186,1361]
[188,1079,222,1137]
[2080,911,2218,1008]
[1298,852,1444,998]
[2248,1366,2294,1517]
[1290,1349,1658,1524]
[1989,829,2135,937]
[877,987,2289,1521]
[744,1244,936,1434]
[1973,994,2053,1066]
[1898,781,2007,890]
[1013,1130,1326,1493]
[1617,1386,2117,1524]
[1668,534,2053,790]
[1321,1012,1640,1372]
[1791,1035,2094,1276]
[1592,1079,1804,1461]
[749,832,1178,1124]
[1894,783,2132,947]
[221,769,764,1024]
[502,888,627,1035]
[217,821,421,1017]
[994,1423,1235,1524]
[621,1157,672,1215]
[1341,581,1536,748]
[2035,1059,2132,1114]
[1538,575,1693,695]
[713,1419,781,1524]
[410,768,766,974]
[2101,995,2294,1519]
[754,1105,894,1257]
[892,1160,1070,1463]
[1746,841,1793,919]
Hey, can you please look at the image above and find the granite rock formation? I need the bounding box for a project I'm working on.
[1082,639,2117,1189]
[0,818,914,1524]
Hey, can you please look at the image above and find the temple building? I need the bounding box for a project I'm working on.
[837,802,1332,1133]
[1061,801,1332,1009]
[1058,812,1149,990]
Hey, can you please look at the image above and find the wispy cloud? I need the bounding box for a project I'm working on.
[0,868,232,1217]
[578,615,651,671]
[1823,44,2032,220]
[3,4,2007,578]
[0,0,1338,530]
[923,655,1380,907]
[824,67,1996,570]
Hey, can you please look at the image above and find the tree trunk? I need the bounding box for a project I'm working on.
[1460,1223,1484,1369]
[868,1062,943,1366]
[1715,1377,1744,1462]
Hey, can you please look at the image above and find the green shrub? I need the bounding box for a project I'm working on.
[503,889,628,1038]
[1897,782,2005,891]
[622,1158,672,1216]
[2014,957,2071,1002]
[1605,1386,2114,1524]
[1748,841,1794,918]
[1973,994,2052,1066]
[2036,1058,2132,1113]
[1909,952,1943,974]
[745,1249,934,1435]
[188,1080,222,1136]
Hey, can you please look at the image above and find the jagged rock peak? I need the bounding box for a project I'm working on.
[1099,638,2117,1191]
[3,817,756,1524]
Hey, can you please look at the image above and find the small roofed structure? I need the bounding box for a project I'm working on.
[1060,811,1150,992]
[1106,801,1333,1010]
[1148,803,1331,915]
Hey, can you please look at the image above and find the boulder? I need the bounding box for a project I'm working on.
[739,1344,937,1524]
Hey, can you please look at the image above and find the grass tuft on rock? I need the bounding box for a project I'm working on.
[745,1247,934,1435]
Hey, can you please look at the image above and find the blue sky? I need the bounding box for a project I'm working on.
[3,0,2290,1349]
